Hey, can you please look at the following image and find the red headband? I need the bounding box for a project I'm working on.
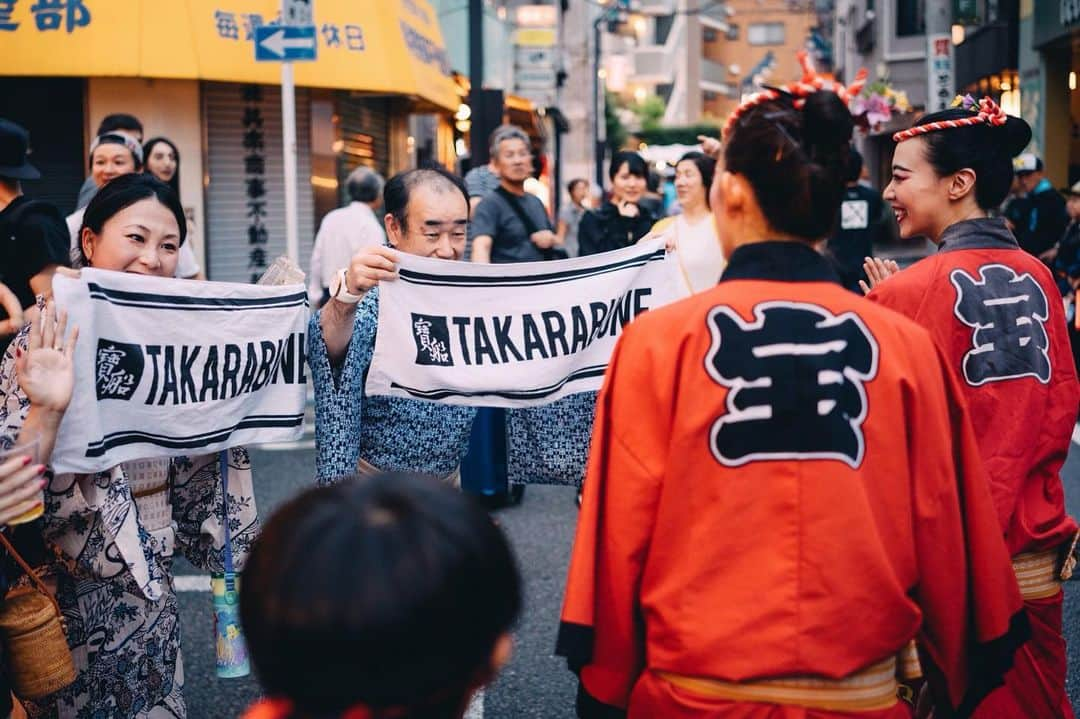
[891,96,1007,143]
[721,50,868,140]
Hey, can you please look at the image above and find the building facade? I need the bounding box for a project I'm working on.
[0,0,457,283]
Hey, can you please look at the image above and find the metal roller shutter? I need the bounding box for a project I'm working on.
[203,82,315,283]
[335,93,392,189]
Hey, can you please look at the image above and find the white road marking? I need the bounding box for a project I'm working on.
[464,690,484,719]
[174,575,211,592]
[257,438,315,451]
[1073,423,1080,447]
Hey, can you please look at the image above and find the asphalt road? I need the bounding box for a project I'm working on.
[176,439,1080,718]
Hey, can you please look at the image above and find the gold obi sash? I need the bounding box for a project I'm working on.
[656,656,899,712]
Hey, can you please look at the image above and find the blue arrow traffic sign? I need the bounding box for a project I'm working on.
[254,25,318,62]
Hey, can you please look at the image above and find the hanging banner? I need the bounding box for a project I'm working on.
[365,239,679,408]
[51,269,309,474]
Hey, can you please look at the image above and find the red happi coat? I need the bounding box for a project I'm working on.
[558,241,1027,719]
[868,218,1079,719]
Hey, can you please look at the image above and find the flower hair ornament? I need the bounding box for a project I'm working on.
[891,94,1008,143]
[721,50,869,141]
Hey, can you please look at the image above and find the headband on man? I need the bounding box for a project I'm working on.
[891,95,1007,144]
[89,131,144,165]
[721,51,868,140]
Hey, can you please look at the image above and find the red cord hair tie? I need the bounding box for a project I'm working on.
[721,50,868,140]
[892,96,1007,143]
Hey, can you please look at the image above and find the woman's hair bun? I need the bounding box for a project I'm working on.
[1003,116,1033,158]
[914,107,1032,158]
[801,90,855,168]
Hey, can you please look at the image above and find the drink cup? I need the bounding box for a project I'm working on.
[0,437,43,525]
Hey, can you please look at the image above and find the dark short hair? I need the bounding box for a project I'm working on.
[845,147,863,184]
[240,473,522,716]
[567,178,588,195]
[77,173,187,266]
[609,150,648,181]
[908,108,1032,209]
[677,151,717,206]
[96,113,143,137]
[142,137,181,199]
[725,90,854,240]
[384,166,469,231]
[345,166,385,204]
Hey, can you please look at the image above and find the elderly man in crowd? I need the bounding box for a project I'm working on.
[307,166,476,482]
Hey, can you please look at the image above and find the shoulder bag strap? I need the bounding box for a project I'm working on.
[0,530,61,618]
[494,187,541,235]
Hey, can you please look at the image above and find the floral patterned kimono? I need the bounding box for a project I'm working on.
[0,322,259,719]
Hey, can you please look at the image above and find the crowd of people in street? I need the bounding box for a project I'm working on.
[1,49,1080,719]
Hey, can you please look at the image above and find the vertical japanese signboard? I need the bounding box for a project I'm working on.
[927,34,954,113]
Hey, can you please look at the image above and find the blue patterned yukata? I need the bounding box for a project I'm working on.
[506,393,597,487]
[0,317,259,719]
[308,287,476,483]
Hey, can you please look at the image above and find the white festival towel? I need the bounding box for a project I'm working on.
[365,239,679,408]
[51,269,309,473]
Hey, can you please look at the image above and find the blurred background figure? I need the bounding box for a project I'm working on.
[75,113,143,212]
[640,169,666,219]
[65,131,143,249]
[307,166,386,306]
[0,119,69,354]
[143,136,202,279]
[556,178,589,258]
[826,148,891,293]
[1013,153,1068,262]
[239,473,522,719]
[578,150,655,256]
[651,151,723,296]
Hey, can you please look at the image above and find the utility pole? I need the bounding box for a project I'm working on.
[469,0,485,166]
[924,0,954,113]
[593,4,622,189]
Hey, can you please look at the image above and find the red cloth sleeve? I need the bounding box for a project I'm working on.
[908,341,1029,716]
[557,325,671,715]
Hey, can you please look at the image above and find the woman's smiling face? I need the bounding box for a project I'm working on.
[883,137,955,241]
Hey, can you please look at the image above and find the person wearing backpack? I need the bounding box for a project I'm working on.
[0,119,70,355]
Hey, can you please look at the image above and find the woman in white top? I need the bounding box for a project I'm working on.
[650,151,725,295]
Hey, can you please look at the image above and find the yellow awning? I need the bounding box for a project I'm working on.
[0,0,458,111]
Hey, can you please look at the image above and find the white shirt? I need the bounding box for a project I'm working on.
[67,206,202,279]
[666,213,725,296]
[308,201,385,301]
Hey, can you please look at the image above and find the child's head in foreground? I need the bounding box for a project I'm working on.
[240,472,522,719]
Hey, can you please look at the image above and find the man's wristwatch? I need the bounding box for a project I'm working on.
[329,267,364,305]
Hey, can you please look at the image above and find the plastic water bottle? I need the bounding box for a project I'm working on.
[212,572,250,678]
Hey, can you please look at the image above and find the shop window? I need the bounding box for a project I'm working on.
[748,22,785,46]
[896,0,925,37]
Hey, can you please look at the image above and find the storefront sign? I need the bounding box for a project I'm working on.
[365,240,679,408]
[0,0,91,33]
[51,269,309,474]
[241,85,270,283]
[927,34,955,113]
